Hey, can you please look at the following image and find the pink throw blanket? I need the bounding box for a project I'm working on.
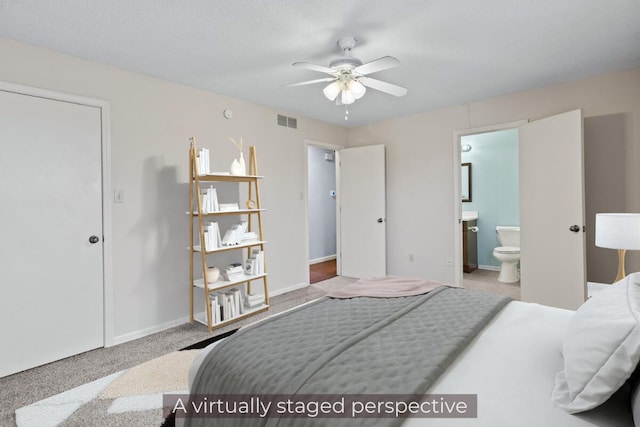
[326,276,456,298]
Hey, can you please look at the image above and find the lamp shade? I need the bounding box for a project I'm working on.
[595,213,640,250]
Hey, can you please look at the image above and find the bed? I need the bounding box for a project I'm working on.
[176,274,640,427]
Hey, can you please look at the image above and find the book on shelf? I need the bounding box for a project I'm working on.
[199,186,219,213]
[210,288,246,321]
[245,247,264,275]
[221,222,248,246]
[202,222,221,251]
[242,231,258,242]
[244,293,265,308]
[209,294,221,325]
[197,148,210,175]
[230,288,244,315]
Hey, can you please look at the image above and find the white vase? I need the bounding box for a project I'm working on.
[205,267,220,284]
[230,158,242,175]
[238,152,246,175]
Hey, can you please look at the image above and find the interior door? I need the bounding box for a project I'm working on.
[0,89,104,377]
[519,109,586,310]
[338,145,386,278]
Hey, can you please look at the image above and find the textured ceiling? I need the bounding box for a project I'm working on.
[1,0,639,127]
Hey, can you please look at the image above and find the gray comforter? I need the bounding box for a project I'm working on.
[185,286,510,427]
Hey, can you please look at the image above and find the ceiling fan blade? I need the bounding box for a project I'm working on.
[359,76,408,97]
[354,56,400,75]
[292,62,336,75]
[285,77,336,87]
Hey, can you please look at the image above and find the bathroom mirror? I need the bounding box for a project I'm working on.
[461,162,472,202]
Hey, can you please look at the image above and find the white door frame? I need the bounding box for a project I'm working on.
[0,81,114,347]
[304,139,345,282]
[452,120,527,286]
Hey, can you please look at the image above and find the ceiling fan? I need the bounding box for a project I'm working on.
[286,37,408,105]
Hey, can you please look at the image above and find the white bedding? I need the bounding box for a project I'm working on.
[185,300,633,427]
[406,301,632,426]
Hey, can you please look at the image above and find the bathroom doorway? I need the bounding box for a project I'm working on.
[453,122,524,300]
[460,128,521,296]
[454,110,589,310]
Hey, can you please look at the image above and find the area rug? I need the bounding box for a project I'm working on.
[14,330,236,427]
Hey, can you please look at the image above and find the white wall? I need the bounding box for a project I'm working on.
[348,67,640,284]
[0,38,347,342]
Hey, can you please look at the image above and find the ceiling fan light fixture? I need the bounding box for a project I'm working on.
[341,89,355,105]
[349,80,366,99]
[323,81,341,101]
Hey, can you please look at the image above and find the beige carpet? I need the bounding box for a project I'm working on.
[463,269,521,300]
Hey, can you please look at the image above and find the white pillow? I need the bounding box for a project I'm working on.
[552,272,640,413]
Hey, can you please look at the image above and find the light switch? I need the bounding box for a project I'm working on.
[114,189,124,203]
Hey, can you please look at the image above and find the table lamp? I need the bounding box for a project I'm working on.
[595,213,640,282]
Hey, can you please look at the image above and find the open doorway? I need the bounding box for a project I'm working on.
[306,142,340,284]
[459,129,520,297]
[453,121,526,301]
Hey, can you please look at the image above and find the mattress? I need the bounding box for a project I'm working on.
[184,300,633,427]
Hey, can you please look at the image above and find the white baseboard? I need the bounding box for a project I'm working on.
[270,281,309,297]
[110,282,311,347]
[110,315,191,347]
[309,255,336,265]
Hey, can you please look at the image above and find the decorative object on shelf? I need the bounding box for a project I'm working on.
[246,199,256,209]
[205,267,220,283]
[595,213,640,282]
[229,137,246,176]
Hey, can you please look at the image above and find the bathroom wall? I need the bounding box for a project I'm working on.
[461,129,519,269]
[307,146,337,262]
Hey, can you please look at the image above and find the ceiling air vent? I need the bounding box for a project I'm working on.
[277,114,298,129]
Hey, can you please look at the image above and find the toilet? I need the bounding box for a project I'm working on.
[493,226,520,283]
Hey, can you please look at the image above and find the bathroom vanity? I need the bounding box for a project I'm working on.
[462,212,478,273]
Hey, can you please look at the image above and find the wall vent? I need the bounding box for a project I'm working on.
[277,114,298,129]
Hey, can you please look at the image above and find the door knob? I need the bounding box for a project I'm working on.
[89,235,100,244]
[377,218,384,223]
[569,225,580,233]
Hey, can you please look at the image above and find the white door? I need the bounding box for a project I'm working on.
[338,145,386,278]
[520,109,586,310]
[0,89,104,377]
